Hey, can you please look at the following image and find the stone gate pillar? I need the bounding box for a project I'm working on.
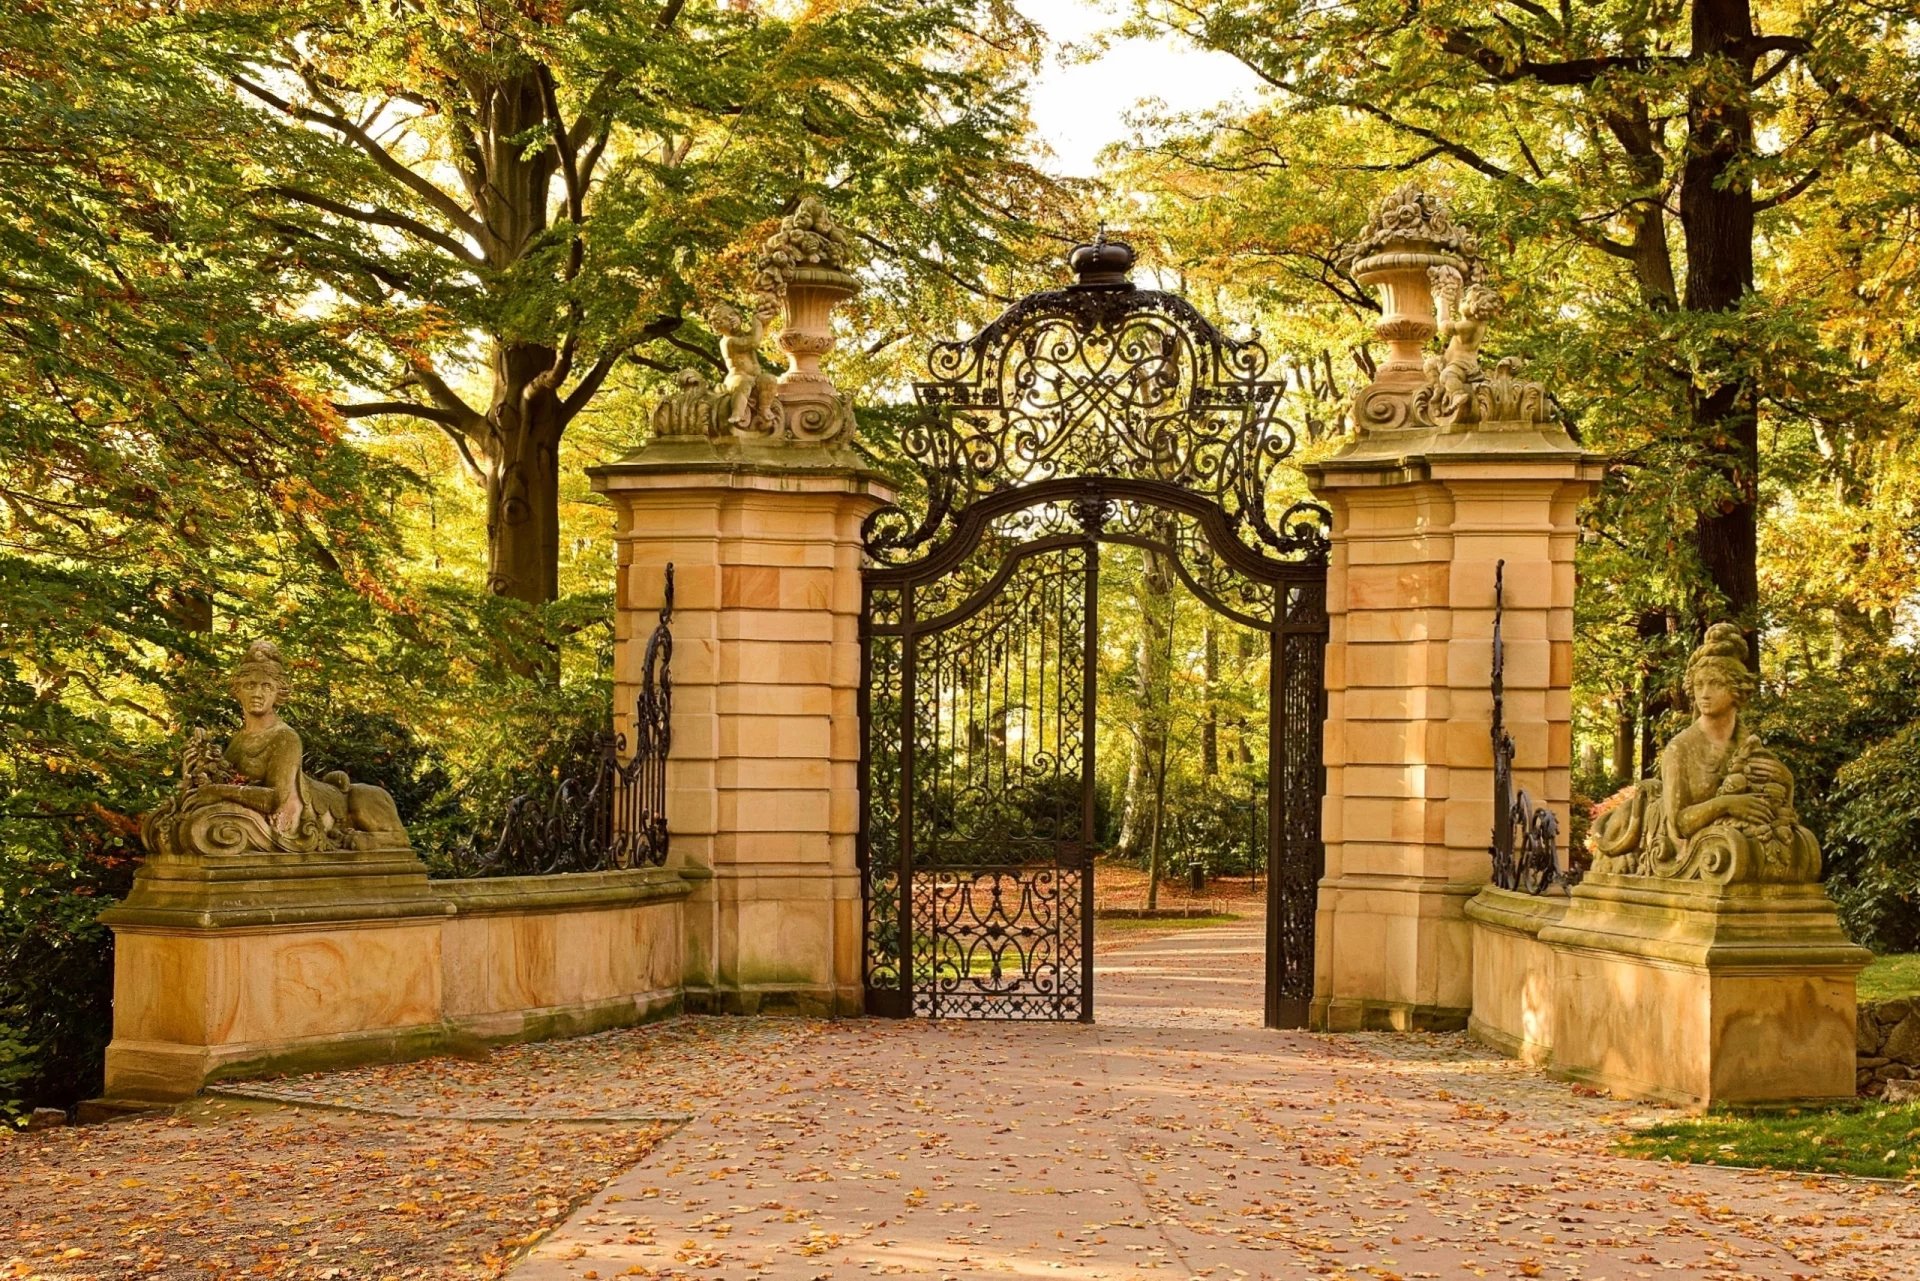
[594,445,888,1016]
[1306,186,1604,1031]
[591,197,885,1016]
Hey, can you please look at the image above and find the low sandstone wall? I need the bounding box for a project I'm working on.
[1464,877,1867,1108]
[435,870,689,1042]
[101,862,693,1102]
[1463,887,1564,1066]
[1858,997,1920,1097]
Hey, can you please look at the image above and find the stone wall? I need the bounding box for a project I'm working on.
[101,862,693,1103]
[1858,997,1920,1097]
[1464,881,1866,1108]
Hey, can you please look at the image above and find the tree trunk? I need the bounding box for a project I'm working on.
[1201,624,1219,777]
[1117,543,1176,860]
[1680,0,1761,623]
[470,70,567,604]
[1611,697,1637,787]
[484,342,567,603]
[1145,717,1170,911]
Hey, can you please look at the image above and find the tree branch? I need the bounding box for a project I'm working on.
[854,230,1018,303]
[231,73,486,244]
[336,402,486,483]
[399,362,486,433]
[335,399,472,428]
[264,185,483,267]
[1436,31,1680,86]
[255,217,417,293]
[1753,166,1823,212]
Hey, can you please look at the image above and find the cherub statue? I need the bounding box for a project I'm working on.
[142,640,409,856]
[1418,267,1501,427]
[707,298,782,435]
[1589,624,1820,884]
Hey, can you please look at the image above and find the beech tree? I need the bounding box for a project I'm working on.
[193,0,1058,602]
[1122,0,1920,623]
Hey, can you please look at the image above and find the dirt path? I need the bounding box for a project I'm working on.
[512,916,1920,1281]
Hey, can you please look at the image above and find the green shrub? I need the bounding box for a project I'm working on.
[0,777,143,1118]
[1826,719,1920,954]
[1161,779,1267,877]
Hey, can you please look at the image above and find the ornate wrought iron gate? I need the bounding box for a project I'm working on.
[859,239,1331,1026]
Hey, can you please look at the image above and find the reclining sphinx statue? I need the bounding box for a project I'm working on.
[141,640,410,858]
[1589,623,1820,885]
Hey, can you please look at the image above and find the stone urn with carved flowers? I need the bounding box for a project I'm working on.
[753,196,861,444]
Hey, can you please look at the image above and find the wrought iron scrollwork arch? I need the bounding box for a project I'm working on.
[863,239,1331,568]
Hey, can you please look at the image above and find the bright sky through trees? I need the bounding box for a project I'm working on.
[1020,0,1261,175]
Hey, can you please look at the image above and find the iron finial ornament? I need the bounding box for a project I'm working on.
[1066,235,1135,289]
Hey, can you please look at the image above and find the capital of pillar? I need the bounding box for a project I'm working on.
[1304,425,1604,1031]
[591,438,894,1017]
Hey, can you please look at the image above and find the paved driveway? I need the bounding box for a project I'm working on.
[515,917,1919,1280]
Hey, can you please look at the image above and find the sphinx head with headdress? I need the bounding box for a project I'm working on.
[1684,623,1758,716]
[228,639,292,724]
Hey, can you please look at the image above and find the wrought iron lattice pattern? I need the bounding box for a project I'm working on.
[903,542,1094,1019]
[446,567,674,878]
[1488,560,1577,895]
[863,239,1333,569]
[859,240,1330,1025]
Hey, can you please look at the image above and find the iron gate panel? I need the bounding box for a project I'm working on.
[858,237,1332,1025]
[904,538,1096,1018]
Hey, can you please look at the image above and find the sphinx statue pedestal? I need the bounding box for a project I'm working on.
[1531,873,1869,1106]
[98,834,451,1103]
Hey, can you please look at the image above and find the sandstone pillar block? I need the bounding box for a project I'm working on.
[592,440,891,1016]
[1306,431,1602,1030]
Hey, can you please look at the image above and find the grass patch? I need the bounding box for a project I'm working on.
[1859,954,1920,1003]
[1619,1102,1920,1181]
[1099,913,1238,932]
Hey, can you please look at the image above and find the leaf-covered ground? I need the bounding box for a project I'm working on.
[8,924,1919,1280]
[0,1021,817,1280]
[512,920,1920,1281]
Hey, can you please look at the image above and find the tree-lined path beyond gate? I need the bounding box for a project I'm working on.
[515,920,1919,1281]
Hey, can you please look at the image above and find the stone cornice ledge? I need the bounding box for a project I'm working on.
[100,847,452,931]
[432,867,694,917]
[1305,425,1607,490]
[1535,872,1873,971]
[1464,884,1572,936]
[588,437,896,497]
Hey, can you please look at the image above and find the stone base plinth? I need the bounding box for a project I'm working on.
[100,847,451,1103]
[1467,875,1870,1108]
[1312,876,1475,1031]
[99,852,692,1103]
